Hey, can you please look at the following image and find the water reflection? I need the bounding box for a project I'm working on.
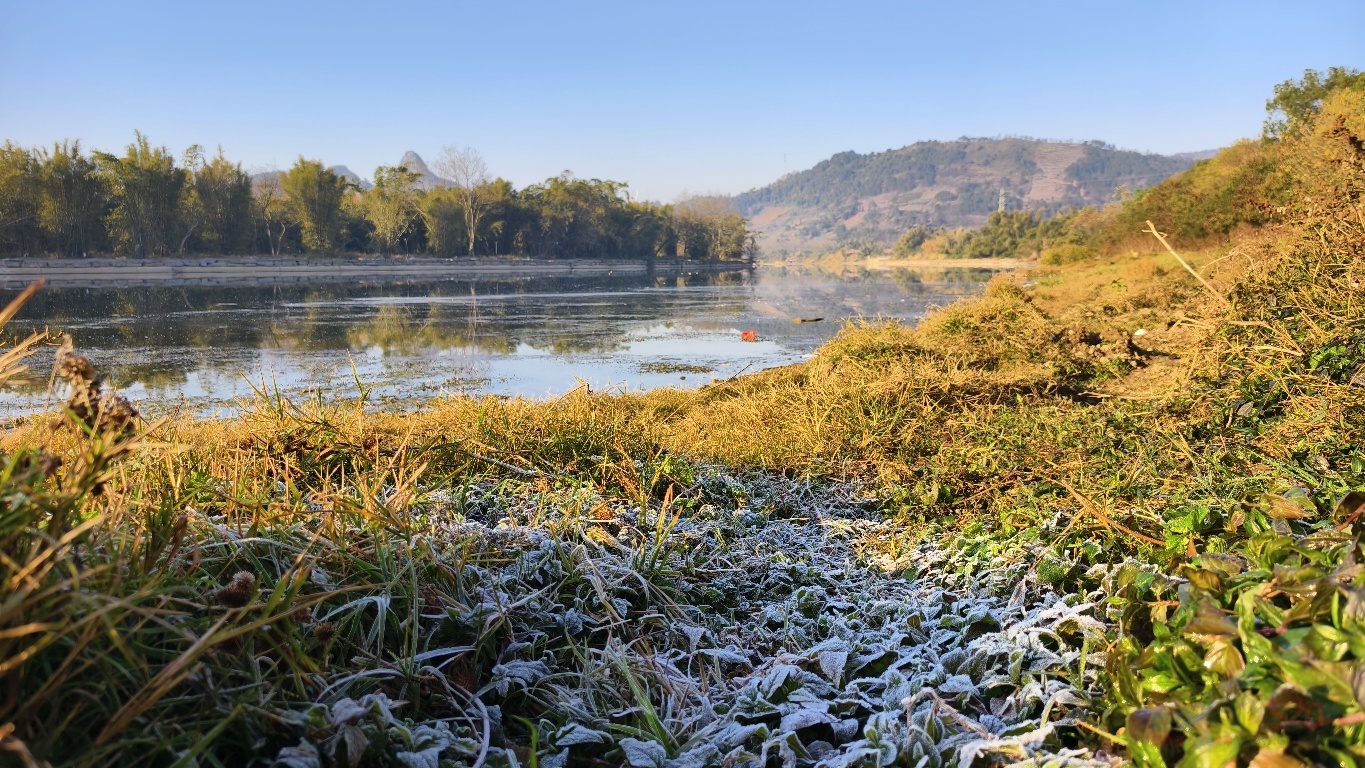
[0,266,1000,415]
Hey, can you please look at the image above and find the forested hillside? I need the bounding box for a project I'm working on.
[735,137,1200,253]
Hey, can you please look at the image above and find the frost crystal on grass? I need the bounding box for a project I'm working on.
[265,469,1111,767]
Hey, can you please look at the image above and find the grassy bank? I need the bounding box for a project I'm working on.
[2,90,1365,766]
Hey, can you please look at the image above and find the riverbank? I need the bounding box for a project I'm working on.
[0,255,745,289]
[760,254,1034,271]
[757,252,1036,278]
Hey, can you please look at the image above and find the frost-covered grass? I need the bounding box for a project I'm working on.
[1,440,1118,767]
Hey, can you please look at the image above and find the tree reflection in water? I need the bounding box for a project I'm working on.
[0,266,999,415]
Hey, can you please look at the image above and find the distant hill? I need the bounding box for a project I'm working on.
[328,165,373,191]
[398,151,451,192]
[248,165,374,191]
[248,153,449,192]
[734,138,1209,253]
[1171,150,1221,163]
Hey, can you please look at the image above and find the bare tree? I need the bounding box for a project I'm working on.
[433,145,490,256]
[251,170,289,256]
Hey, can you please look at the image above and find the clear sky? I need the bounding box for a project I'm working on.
[1,1,1361,201]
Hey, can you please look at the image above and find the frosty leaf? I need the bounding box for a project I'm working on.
[343,693,402,727]
[707,721,767,749]
[619,737,667,768]
[394,747,442,768]
[277,704,328,728]
[252,472,1122,768]
[938,674,977,696]
[681,625,706,651]
[938,648,968,675]
[665,744,722,768]
[274,740,322,768]
[487,659,552,695]
[336,724,367,767]
[780,706,835,732]
[553,722,606,746]
[329,698,369,726]
[731,686,781,719]
[1025,651,1065,673]
[977,713,1006,735]
[485,746,523,768]
[959,652,990,682]
[404,723,455,751]
[759,664,803,699]
[696,647,749,665]
[818,650,849,683]
[831,718,859,741]
[563,608,585,635]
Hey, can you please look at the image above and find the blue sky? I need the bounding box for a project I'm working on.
[1,1,1361,201]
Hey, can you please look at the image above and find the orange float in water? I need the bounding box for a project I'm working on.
[740,330,758,342]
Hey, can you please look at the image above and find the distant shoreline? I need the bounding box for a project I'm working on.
[857,255,1036,270]
[0,256,746,289]
[758,255,1036,270]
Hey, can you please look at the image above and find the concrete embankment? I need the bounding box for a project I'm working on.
[0,256,745,289]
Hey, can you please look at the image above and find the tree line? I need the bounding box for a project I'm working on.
[0,134,755,261]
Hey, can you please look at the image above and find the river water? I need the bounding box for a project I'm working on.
[0,264,1000,416]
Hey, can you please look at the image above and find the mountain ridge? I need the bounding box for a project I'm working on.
[734,137,1212,253]
[398,151,451,191]
[328,165,372,191]
[248,152,450,192]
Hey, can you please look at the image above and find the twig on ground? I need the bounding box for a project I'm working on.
[1050,476,1166,547]
[903,687,994,739]
[1144,221,1232,309]
[440,443,541,478]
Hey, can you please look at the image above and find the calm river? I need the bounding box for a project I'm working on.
[0,264,1000,416]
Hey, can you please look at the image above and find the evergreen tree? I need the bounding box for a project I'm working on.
[37,141,109,257]
[281,158,348,252]
[185,147,253,254]
[418,187,466,257]
[96,132,188,256]
[0,142,42,255]
[359,165,420,253]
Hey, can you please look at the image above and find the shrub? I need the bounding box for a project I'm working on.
[1101,140,1283,246]
[1040,243,1095,265]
